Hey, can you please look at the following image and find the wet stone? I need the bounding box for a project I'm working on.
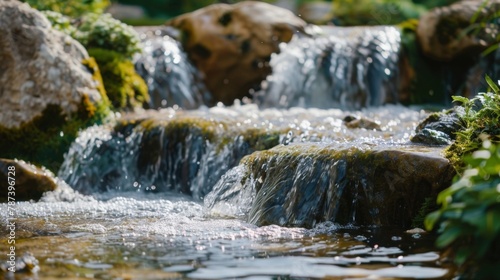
[206,143,455,228]
[411,108,463,146]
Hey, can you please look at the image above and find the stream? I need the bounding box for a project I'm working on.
[1,25,458,279]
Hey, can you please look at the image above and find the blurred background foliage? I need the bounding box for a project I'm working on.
[23,0,461,26]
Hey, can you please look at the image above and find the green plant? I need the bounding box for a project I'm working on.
[88,48,149,110]
[331,0,427,26]
[23,0,109,18]
[425,77,500,278]
[41,10,76,35]
[425,139,500,278]
[444,76,500,169]
[73,13,142,58]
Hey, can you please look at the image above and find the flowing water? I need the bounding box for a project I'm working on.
[1,26,458,279]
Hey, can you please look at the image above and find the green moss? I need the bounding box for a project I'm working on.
[0,101,107,172]
[88,48,149,111]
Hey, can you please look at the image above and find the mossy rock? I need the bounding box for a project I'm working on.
[207,143,455,228]
[0,98,109,172]
[88,48,149,110]
[0,159,58,202]
[0,57,110,172]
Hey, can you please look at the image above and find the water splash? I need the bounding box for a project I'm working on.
[204,137,453,228]
[58,105,422,200]
[256,26,401,109]
[134,27,212,109]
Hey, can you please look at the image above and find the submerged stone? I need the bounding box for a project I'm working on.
[59,105,425,201]
[206,143,455,228]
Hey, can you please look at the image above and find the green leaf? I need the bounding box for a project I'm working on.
[424,210,441,231]
[451,96,471,105]
[436,225,463,248]
[485,75,500,94]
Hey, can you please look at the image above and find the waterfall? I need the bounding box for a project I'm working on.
[58,106,283,200]
[204,142,454,228]
[134,27,212,109]
[255,26,401,109]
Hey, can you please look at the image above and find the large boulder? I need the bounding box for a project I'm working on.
[166,1,308,105]
[0,0,109,170]
[417,0,500,61]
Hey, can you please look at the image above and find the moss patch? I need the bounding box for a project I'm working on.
[0,97,109,172]
[88,48,149,110]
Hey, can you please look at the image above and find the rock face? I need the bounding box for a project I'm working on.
[417,0,500,61]
[166,1,307,105]
[0,0,104,129]
[0,159,57,202]
[205,143,455,228]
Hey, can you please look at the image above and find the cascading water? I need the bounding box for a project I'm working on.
[255,26,401,109]
[2,22,458,279]
[134,27,212,109]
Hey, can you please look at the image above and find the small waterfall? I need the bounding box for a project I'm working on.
[58,105,418,201]
[204,143,454,228]
[255,26,401,109]
[134,27,212,109]
[58,106,284,200]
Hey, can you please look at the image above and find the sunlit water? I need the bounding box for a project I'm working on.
[0,25,457,279]
[1,104,454,279]
[1,190,452,279]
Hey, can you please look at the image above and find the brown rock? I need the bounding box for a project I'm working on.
[167,1,307,105]
[0,0,104,129]
[0,158,58,202]
[417,0,500,61]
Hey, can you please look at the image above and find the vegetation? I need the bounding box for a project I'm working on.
[43,11,142,59]
[444,76,500,169]
[426,139,500,278]
[42,10,147,110]
[73,13,142,58]
[23,0,110,17]
[425,77,500,278]
[331,0,427,26]
[88,48,148,110]
[0,97,110,172]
